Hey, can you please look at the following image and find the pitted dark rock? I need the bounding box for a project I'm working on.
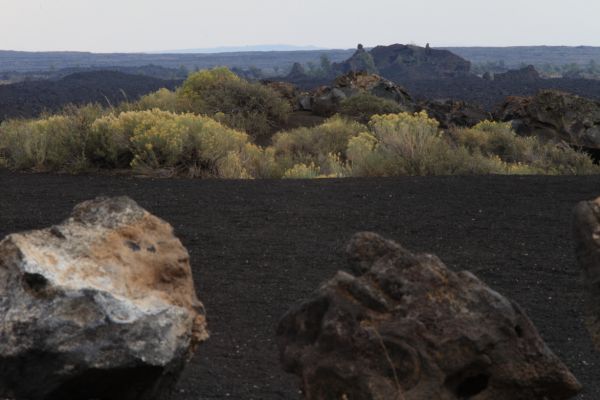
[277,232,581,400]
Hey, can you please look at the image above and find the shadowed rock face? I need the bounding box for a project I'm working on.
[493,65,541,83]
[0,197,208,400]
[277,232,581,400]
[370,44,472,80]
[496,90,600,148]
[418,99,491,128]
[573,197,600,350]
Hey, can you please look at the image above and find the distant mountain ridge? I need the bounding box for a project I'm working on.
[153,44,325,54]
[0,49,354,74]
[442,46,600,68]
[3,45,600,75]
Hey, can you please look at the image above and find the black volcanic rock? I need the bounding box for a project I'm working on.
[302,71,415,117]
[370,44,471,80]
[496,90,600,148]
[494,65,541,82]
[277,232,581,400]
[0,71,179,121]
[331,44,378,75]
[420,99,491,128]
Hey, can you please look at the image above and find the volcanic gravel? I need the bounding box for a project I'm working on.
[1,171,599,399]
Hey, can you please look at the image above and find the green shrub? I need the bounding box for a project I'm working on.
[271,115,365,171]
[129,88,180,113]
[453,121,600,174]
[282,163,321,179]
[346,112,509,176]
[241,144,282,179]
[92,109,254,177]
[178,67,291,142]
[338,93,404,123]
[0,104,106,172]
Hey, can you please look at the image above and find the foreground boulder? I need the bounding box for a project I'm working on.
[573,197,600,350]
[0,197,208,400]
[277,232,581,400]
[496,90,600,149]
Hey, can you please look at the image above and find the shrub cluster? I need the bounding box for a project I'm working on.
[271,115,364,176]
[338,93,405,124]
[1,66,598,178]
[177,67,291,142]
[0,107,277,178]
[452,121,598,174]
[0,104,107,172]
[266,112,599,177]
[125,67,291,143]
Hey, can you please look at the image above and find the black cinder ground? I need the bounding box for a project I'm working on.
[1,172,598,399]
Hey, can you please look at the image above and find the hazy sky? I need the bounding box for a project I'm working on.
[1,0,598,52]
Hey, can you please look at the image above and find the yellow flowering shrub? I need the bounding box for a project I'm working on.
[272,115,365,172]
[282,162,321,179]
[178,67,291,141]
[91,109,254,177]
[0,116,79,171]
[453,120,599,174]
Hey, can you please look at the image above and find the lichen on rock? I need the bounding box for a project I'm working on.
[0,196,208,400]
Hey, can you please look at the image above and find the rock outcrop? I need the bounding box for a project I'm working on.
[573,197,600,350]
[0,197,208,400]
[277,232,581,400]
[331,44,379,75]
[330,43,471,82]
[496,90,600,148]
[304,71,414,116]
[283,43,474,91]
[286,62,309,81]
[493,65,541,82]
[370,43,472,80]
[419,99,491,128]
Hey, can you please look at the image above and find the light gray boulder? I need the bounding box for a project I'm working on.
[0,197,208,400]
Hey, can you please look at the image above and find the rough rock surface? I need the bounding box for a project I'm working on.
[277,232,581,400]
[370,43,472,80]
[493,65,541,82]
[419,99,491,128]
[0,196,208,400]
[306,71,414,116]
[573,197,600,351]
[496,90,600,148]
[331,44,379,75]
